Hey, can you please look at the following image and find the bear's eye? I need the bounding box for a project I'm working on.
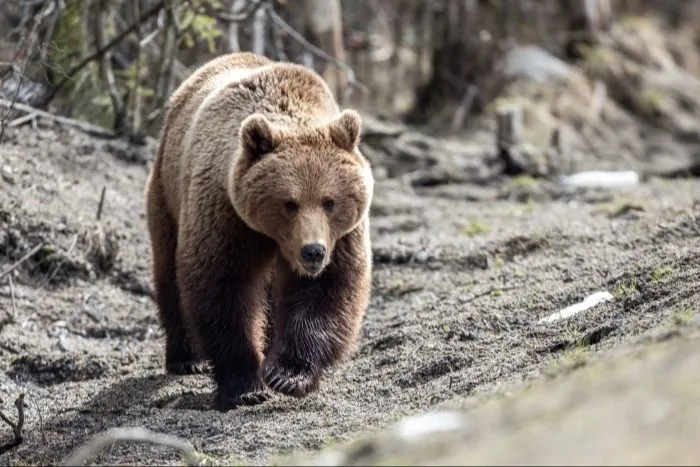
[322,198,335,213]
[285,201,299,214]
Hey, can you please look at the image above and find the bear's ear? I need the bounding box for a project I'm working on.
[328,109,362,152]
[239,113,280,160]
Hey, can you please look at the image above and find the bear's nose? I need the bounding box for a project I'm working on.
[301,243,326,263]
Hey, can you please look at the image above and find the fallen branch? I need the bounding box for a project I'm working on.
[62,427,202,466]
[7,112,37,128]
[0,393,26,455]
[265,5,369,104]
[0,99,116,138]
[39,0,166,107]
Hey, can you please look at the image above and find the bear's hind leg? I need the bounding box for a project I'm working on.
[146,178,209,375]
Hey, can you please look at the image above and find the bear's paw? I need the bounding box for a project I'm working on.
[262,362,320,398]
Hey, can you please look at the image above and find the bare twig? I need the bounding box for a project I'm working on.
[39,0,166,107]
[0,393,26,455]
[265,6,369,104]
[0,98,117,138]
[96,186,107,221]
[62,427,201,466]
[0,243,45,281]
[139,27,161,48]
[8,275,17,321]
[139,6,164,49]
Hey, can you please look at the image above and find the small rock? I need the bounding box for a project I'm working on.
[57,335,71,352]
[414,251,429,263]
[2,165,15,185]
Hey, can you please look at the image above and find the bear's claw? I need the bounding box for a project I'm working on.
[237,390,272,405]
[215,387,272,411]
[166,360,212,375]
[262,364,318,398]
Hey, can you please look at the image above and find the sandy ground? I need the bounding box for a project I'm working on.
[0,118,698,465]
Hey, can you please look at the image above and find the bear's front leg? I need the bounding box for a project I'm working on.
[263,227,371,397]
[176,217,276,411]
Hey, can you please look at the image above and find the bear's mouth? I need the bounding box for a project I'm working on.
[300,260,324,276]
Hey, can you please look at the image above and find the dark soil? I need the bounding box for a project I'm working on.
[0,115,698,465]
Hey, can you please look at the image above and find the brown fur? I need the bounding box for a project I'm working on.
[144,52,374,411]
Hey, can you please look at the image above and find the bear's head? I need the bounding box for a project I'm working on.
[230,109,374,277]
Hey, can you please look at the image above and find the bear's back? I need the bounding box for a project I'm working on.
[155,53,272,219]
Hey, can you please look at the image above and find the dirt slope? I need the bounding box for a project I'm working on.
[283,325,700,466]
[0,118,698,465]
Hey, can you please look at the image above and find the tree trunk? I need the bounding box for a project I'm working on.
[404,1,506,126]
[279,0,347,101]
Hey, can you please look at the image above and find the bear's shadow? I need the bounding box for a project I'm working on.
[86,373,216,413]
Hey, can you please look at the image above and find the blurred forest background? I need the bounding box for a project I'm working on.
[4,0,700,144]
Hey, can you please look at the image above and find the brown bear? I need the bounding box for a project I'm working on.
[144,52,374,411]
